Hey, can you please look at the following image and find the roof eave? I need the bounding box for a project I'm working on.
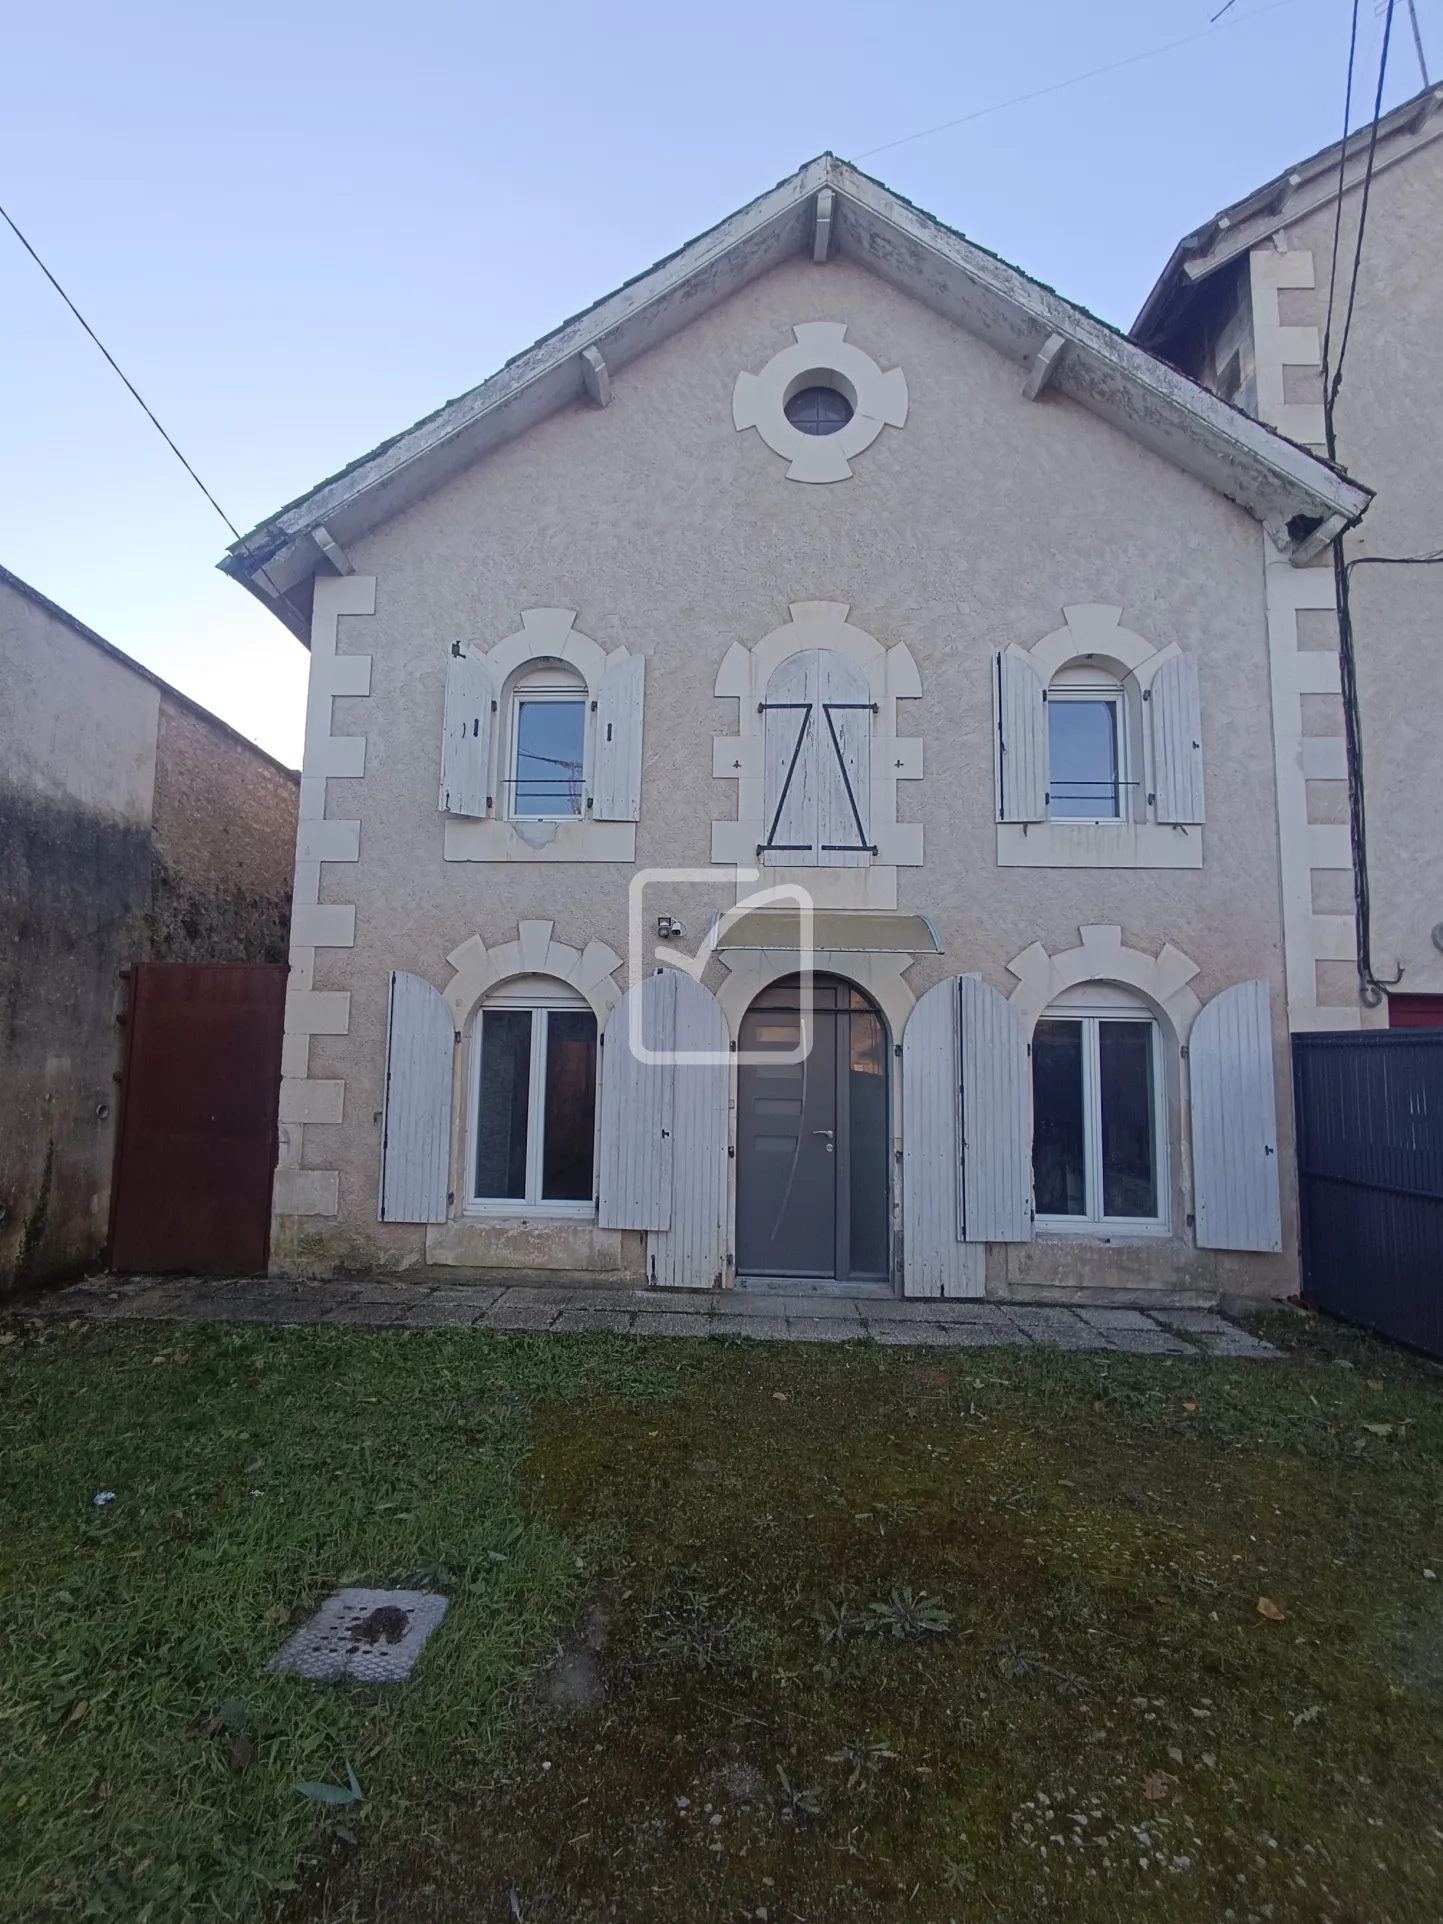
[223,154,1370,640]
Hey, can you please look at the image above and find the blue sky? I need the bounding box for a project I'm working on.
[1,0,1431,765]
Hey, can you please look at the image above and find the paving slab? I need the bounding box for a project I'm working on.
[631,1312,717,1338]
[1189,1329,1280,1358]
[869,1320,953,1345]
[1075,1308,1159,1332]
[785,1317,866,1343]
[864,1297,991,1320]
[1104,1328,1193,1355]
[775,1295,863,1320]
[912,1321,1035,1347]
[707,1317,785,1341]
[999,1307,1093,1346]
[402,1296,494,1329]
[481,1302,562,1331]
[1151,1310,1236,1335]
[633,1291,713,1314]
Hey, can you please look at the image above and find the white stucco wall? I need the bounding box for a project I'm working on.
[275,254,1294,1298]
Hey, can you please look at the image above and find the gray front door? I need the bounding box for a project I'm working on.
[736,976,889,1282]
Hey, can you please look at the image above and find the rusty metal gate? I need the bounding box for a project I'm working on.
[1293,1030,1443,1361]
[110,963,288,1276]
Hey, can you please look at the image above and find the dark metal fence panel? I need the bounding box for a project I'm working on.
[110,963,288,1276]
[1293,1031,1443,1359]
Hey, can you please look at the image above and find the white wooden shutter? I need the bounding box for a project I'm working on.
[438,644,495,818]
[959,974,1034,1242]
[648,976,729,1288]
[1150,652,1205,824]
[762,651,818,864]
[378,971,454,1223]
[902,977,982,1296]
[995,651,1048,823]
[817,650,872,869]
[597,973,675,1231]
[591,651,646,822]
[1190,979,1281,1251]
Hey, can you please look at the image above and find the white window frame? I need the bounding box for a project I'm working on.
[504,663,590,824]
[466,977,598,1219]
[1033,988,1169,1237]
[1046,666,1128,825]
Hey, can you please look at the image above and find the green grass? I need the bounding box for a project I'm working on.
[0,1317,670,1919]
[3,1309,1443,1923]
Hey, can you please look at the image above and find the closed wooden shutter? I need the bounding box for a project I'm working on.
[901,977,982,1296]
[762,651,819,864]
[817,650,872,868]
[959,974,1034,1242]
[648,976,730,1288]
[597,973,675,1231]
[438,644,495,818]
[592,651,646,821]
[378,972,455,1223]
[1150,653,1206,824]
[1190,979,1281,1251]
[995,651,1048,823]
[762,649,873,867]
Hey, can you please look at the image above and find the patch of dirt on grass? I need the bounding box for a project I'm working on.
[282,1334,1443,1922]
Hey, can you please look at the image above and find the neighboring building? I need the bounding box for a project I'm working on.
[0,566,300,1292]
[221,156,1368,1303]
[1134,83,1443,1031]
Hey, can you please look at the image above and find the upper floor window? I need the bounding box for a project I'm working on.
[508,662,586,818]
[1047,664,1127,821]
[784,384,854,436]
[760,647,875,867]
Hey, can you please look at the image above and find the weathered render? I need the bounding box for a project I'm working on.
[0,567,300,1292]
[1135,86,1443,1026]
[225,158,1372,1303]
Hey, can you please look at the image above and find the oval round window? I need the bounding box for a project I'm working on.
[784,385,854,435]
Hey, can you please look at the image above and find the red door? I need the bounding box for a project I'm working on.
[1388,994,1443,1029]
[110,964,288,1275]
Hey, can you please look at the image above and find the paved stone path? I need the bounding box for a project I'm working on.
[17,1273,1281,1357]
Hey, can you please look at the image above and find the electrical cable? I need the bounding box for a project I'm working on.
[848,0,1306,163]
[1405,0,1430,84]
[0,197,246,545]
[1318,1,1402,1002]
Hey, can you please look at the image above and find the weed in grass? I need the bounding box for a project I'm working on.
[864,1584,953,1639]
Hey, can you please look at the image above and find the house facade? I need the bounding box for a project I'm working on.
[223,158,1368,1303]
[0,565,300,1292]
[1134,84,1443,1031]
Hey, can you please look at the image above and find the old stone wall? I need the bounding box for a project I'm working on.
[149,695,298,965]
[0,569,299,1294]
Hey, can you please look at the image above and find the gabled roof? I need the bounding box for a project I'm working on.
[1133,81,1443,350]
[222,155,1372,641]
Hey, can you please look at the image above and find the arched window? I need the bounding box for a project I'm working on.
[1031,982,1166,1230]
[469,975,597,1213]
[760,648,875,867]
[505,661,588,819]
[1046,663,1128,821]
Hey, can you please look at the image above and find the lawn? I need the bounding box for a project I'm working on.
[1,1310,1441,1923]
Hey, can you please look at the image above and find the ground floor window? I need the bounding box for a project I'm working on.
[1032,987,1165,1230]
[469,977,597,1213]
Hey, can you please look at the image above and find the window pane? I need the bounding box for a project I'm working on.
[514,700,585,816]
[541,1010,598,1201]
[1099,1020,1157,1218]
[847,1010,888,1278]
[1033,1019,1086,1215]
[475,1011,532,1198]
[1049,699,1119,818]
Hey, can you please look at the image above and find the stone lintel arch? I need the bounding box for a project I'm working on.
[1014,602,1177,693]
[1005,924,1202,1042]
[712,948,916,1043]
[443,919,624,1034]
[484,608,617,692]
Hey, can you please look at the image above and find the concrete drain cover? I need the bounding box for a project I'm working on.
[271,1588,448,1683]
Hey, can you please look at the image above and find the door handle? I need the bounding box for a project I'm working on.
[813,1128,835,1153]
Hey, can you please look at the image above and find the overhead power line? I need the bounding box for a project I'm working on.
[849,0,1306,163]
[1404,0,1430,86]
[0,198,245,544]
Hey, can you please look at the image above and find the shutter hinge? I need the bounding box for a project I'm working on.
[447,1190,455,1207]
[1142,687,1152,701]
[586,797,594,811]
[730,1039,738,1052]
[894,1042,901,1058]
[1180,1044,1189,1059]
[1186,1211,1195,1228]
[451,640,463,657]
[590,699,598,712]
[486,795,493,811]
[490,698,498,712]
[1147,791,1156,806]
